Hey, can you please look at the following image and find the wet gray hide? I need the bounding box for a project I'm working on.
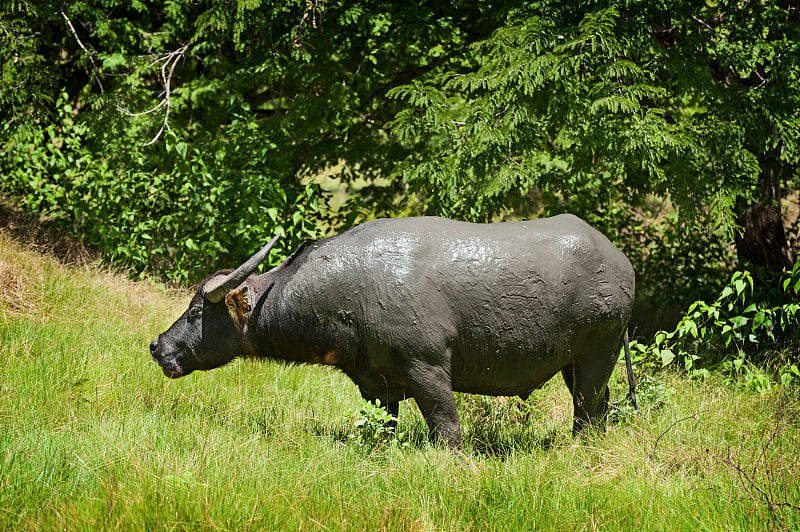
[258,214,634,446]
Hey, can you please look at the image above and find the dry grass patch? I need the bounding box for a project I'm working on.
[0,224,186,331]
[0,234,49,319]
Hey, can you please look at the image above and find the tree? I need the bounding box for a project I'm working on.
[1,0,513,281]
[388,1,799,272]
[2,0,797,287]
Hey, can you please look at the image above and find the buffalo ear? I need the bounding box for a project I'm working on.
[224,287,251,329]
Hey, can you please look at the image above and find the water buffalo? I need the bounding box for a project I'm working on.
[150,214,635,447]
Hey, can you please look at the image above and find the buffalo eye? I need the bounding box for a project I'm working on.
[188,306,202,320]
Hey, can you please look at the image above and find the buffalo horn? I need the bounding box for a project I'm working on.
[202,233,281,303]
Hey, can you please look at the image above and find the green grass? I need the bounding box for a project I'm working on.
[1,231,799,530]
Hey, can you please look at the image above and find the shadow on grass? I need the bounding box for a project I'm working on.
[0,198,100,266]
[465,425,569,458]
[316,386,665,459]
[317,415,572,459]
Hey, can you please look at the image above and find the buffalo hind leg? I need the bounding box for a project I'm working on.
[406,361,461,449]
[571,382,610,436]
[569,335,620,436]
[562,361,600,435]
[561,362,575,395]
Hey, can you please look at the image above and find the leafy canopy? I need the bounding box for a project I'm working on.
[1,1,797,285]
[388,1,800,235]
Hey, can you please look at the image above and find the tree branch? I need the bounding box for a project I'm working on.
[290,55,454,177]
[116,43,189,146]
[652,409,712,456]
[61,11,104,94]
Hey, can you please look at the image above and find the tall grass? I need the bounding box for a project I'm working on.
[1,231,798,530]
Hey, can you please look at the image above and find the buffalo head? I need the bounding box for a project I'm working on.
[149,234,279,378]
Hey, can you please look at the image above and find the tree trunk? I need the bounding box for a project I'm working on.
[734,159,794,272]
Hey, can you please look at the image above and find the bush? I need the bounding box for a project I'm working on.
[631,262,800,391]
[0,94,345,283]
[346,400,407,452]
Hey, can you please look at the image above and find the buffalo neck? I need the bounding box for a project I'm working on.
[241,272,354,372]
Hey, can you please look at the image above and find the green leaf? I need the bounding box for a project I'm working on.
[175,142,188,159]
[101,52,128,71]
[734,279,747,296]
[729,315,749,329]
[654,331,666,346]
[658,348,675,366]
[720,286,734,299]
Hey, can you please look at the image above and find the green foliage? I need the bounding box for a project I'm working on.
[624,210,736,307]
[0,3,62,130]
[632,262,800,391]
[456,394,548,455]
[346,399,407,452]
[608,374,669,423]
[0,0,514,281]
[1,0,797,317]
[388,1,800,235]
[0,93,330,282]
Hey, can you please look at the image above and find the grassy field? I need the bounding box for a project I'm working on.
[1,230,799,531]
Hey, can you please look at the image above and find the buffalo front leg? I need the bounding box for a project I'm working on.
[406,361,461,449]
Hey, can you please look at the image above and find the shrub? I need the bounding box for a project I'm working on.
[0,94,342,283]
[631,262,800,391]
[346,400,407,452]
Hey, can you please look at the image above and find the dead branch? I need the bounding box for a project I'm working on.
[293,0,326,48]
[61,11,104,94]
[115,43,189,146]
[721,422,800,529]
[652,409,712,456]
[116,98,167,118]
